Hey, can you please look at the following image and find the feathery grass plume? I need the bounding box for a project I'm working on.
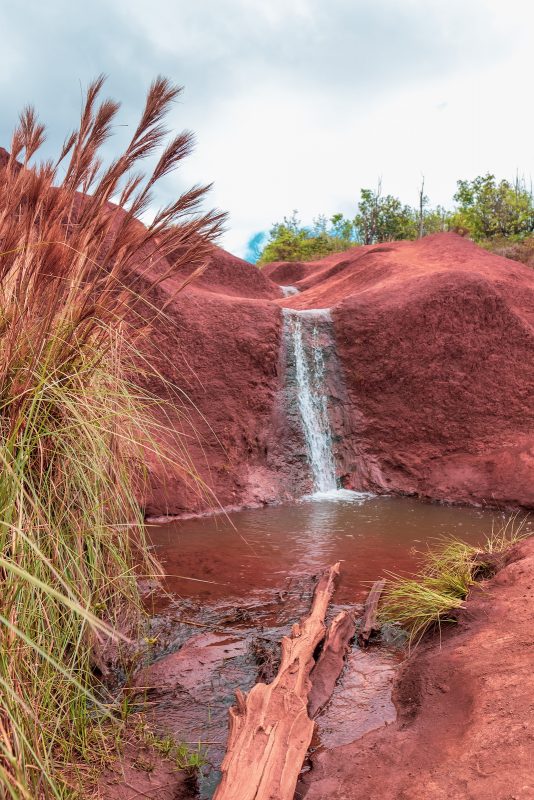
[0,76,225,798]
[379,517,529,648]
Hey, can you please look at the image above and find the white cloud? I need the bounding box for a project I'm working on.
[1,0,533,257]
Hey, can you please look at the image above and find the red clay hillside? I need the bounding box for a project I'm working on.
[142,232,534,515]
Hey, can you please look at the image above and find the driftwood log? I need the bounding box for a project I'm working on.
[357,579,386,646]
[308,609,356,718]
[213,562,341,800]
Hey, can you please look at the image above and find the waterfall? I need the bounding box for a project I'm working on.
[280,285,300,297]
[283,308,338,494]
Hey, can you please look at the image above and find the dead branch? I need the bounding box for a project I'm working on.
[357,579,386,647]
[308,609,356,718]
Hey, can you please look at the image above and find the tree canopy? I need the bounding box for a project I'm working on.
[256,174,534,264]
[451,175,534,240]
[258,212,356,263]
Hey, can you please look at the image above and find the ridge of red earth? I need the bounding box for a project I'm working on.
[139,232,534,515]
[3,148,534,514]
[299,535,534,800]
[128,242,288,516]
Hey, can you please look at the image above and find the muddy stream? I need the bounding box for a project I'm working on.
[138,494,517,798]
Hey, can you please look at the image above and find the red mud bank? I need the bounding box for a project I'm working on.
[299,535,534,800]
[131,244,286,516]
[141,232,534,515]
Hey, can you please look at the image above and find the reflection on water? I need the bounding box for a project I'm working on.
[148,495,515,605]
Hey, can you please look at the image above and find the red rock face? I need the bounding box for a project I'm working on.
[142,232,534,515]
[133,245,292,516]
[300,538,534,800]
[276,233,534,507]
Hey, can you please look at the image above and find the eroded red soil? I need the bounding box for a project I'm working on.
[299,536,534,800]
[137,233,534,515]
[131,244,287,517]
[98,743,194,800]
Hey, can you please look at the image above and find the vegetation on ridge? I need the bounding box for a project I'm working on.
[0,76,223,798]
[257,174,534,263]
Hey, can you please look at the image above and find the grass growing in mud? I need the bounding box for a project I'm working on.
[379,516,529,648]
[138,725,207,770]
[0,77,223,798]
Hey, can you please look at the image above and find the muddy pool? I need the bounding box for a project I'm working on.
[142,494,522,797]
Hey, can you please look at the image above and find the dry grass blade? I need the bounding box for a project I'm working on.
[0,75,226,798]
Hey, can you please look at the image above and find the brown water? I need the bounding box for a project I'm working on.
[148,494,510,606]
[143,495,522,798]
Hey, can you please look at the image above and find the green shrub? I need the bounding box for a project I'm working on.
[379,517,528,648]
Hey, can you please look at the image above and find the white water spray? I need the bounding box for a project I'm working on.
[280,285,300,297]
[284,308,338,494]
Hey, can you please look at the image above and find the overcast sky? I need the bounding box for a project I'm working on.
[1,0,533,259]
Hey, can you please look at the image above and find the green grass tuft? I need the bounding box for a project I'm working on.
[379,516,529,648]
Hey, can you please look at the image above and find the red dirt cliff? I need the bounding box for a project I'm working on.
[141,232,534,514]
[277,234,534,507]
[131,245,288,516]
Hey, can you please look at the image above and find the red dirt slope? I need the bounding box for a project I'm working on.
[130,245,288,516]
[300,535,534,800]
[178,244,282,300]
[136,232,534,515]
[276,234,534,508]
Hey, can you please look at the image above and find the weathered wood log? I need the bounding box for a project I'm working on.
[357,579,386,646]
[308,609,356,718]
[213,562,341,800]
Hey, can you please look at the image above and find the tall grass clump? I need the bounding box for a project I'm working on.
[379,515,529,648]
[0,76,224,798]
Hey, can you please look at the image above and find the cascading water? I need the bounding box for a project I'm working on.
[283,308,338,494]
[280,285,300,297]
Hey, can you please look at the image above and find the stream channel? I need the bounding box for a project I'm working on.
[138,300,527,797]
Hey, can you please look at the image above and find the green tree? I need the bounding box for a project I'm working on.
[422,205,452,235]
[354,186,418,244]
[257,173,534,265]
[330,212,356,241]
[258,211,357,263]
[452,174,534,240]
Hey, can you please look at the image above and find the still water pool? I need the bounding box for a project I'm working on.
[149,493,515,606]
